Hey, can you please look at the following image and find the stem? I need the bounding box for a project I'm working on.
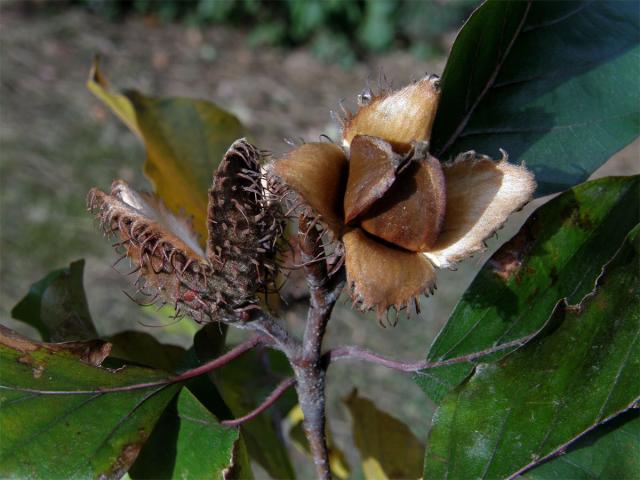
[246,311,299,355]
[293,215,341,480]
[221,377,296,427]
[294,364,330,480]
[323,332,542,373]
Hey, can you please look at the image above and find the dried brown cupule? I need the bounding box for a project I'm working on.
[87,138,284,324]
[207,139,286,308]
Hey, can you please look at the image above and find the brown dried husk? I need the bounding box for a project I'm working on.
[87,138,284,324]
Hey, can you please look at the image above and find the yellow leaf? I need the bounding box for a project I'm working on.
[362,456,389,480]
[87,59,246,241]
[87,58,140,137]
[344,390,424,480]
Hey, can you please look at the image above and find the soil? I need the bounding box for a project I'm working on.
[1,6,637,479]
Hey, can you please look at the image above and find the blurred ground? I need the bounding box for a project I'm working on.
[1,6,638,479]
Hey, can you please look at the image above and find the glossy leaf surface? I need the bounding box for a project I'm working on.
[416,175,639,404]
[432,0,640,196]
[88,61,246,239]
[0,327,179,479]
[424,225,640,478]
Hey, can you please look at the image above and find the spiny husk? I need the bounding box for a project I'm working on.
[87,181,221,323]
[87,138,285,324]
[341,74,441,149]
[265,141,348,259]
[343,228,437,323]
[268,142,347,239]
[424,150,536,269]
[207,138,286,310]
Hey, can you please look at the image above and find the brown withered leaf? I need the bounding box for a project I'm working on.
[0,325,111,367]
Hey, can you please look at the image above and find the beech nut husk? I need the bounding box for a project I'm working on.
[88,138,284,324]
[269,74,536,319]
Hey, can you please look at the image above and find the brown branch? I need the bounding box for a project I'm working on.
[324,332,541,373]
[299,215,343,360]
[245,310,299,356]
[293,215,340,480]
[221,377,296,427]
[7,336,262,395]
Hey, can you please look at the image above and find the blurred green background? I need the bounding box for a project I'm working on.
[52,0,477,65]
[1,1,637,478]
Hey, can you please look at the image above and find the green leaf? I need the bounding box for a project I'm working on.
[88,60,246,240]
[157,325,254,479]
[415,175,639,404]
[128,388,249,479]
[432,0,640,196]
[107,330,185,372]
[191,325,294,478]
[524,410,640,480]
[11,259,98,342]
[215,348,297,479]
[184,324,235,420]
[0,326,179,478]
[345,390,424,480]
[424,225,640,479]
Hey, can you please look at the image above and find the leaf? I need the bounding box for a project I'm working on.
[214,348,297,479]
[128,388,249,480]
[159,324,255,479]
[431,0,640,196]
[11,259,98,342]
[87,58,140,136]
[424,225,640,479]
[524,410,640,480]
[183,324,235,420]
[0,326,180,479]
[107,331,186,372]
[344,390,424,480]
[415,175,639,404]
[287,404,351,480]
[88,60,246,239]
[191,325,295,479]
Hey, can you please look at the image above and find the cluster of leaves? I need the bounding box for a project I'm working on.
[65,0,476,64]
[1,1,638,478]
